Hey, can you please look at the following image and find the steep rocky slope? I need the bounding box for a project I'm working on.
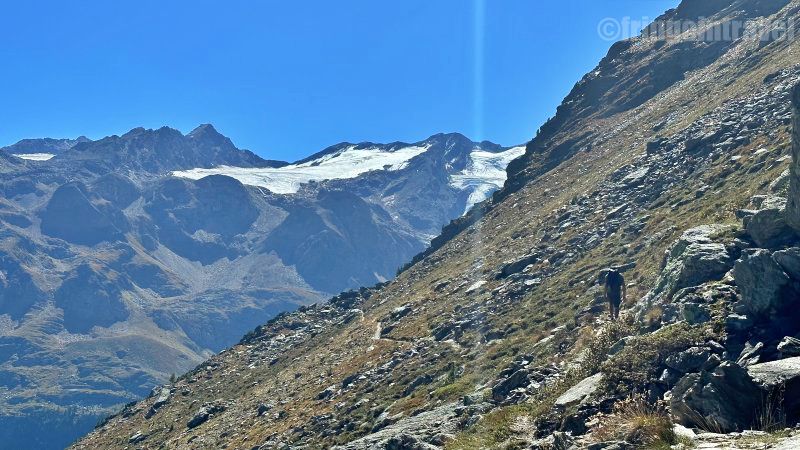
[73,1,800,448]
[0,126,516,449]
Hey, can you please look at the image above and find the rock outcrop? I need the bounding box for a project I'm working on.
[749,357,800,423]
[654,226,739,301]
[670,362,762,433]
[732,249,794,321]
[745,196,795,248]
[554,373,603,408]
[786,84,800,232]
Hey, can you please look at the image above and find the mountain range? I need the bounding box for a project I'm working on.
[0,126,521,449]
[71,0,800,449]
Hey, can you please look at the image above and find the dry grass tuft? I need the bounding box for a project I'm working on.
[755,385,786,433]
[591,395,677,448]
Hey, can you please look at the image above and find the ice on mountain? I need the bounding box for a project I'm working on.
[13,153,56,161]
[172,144,431,194]
[450,146,526,212]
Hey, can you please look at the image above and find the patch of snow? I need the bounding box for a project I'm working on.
[13,153,55,161]
[450,146,526,213]
[172,144,431,194]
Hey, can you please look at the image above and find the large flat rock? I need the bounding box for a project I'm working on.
[555,372,603,408]
[748,356,800,386]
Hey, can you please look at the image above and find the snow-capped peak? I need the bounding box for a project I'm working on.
[172,137,526,215]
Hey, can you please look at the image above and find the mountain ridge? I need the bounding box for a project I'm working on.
[0,122,518,449]
[71,0,800,448]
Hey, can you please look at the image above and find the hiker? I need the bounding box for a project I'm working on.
[604,268,626,320]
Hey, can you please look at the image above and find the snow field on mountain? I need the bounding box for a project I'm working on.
[13,153,56,161]
[450,146,526,211]
[172,145,431,194]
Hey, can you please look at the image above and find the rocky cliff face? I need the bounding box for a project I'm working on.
[0,126,516,449]
[71,1,800,449]
[786,85,800,231]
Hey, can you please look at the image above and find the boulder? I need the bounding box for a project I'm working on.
[725,314,754,333]
[144,387,171,419]
[744,196,795,248]
[529,431,574,450]
[664,347,714,373]
[554,372,603,408]
[777,336,800,357]
[495,254,538,280]
[785,83,800,233]
[770,169,789,195]
[773,247,800,280]
[774,435,800,450]
[128,432,147,444]
[491,369,530,402]
[187,402,226,429]
[672,424,697,441]
[736,341,764,367]
[732,249,793,321]
[649,225,738,301]
[670,362,762,432]
[390,305,413,321]
[748,356,800,386]
[748,356,800,422]
[317,385,337,400]
[404,374,433,397]
[256,403,272,416]
[587,442,633,450]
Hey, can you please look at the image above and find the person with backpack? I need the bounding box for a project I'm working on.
[604,268,626,320]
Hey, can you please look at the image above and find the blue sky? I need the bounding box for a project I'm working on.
[0,1,677,161]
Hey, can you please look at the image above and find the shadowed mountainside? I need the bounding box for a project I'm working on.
[0,124,519,449]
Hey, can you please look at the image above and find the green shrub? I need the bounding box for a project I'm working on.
[580,320,635,376]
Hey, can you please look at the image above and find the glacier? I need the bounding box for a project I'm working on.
[172,142,526,215]
[13,153,56,161]
[172,144,430,194]
[450,146,526,212]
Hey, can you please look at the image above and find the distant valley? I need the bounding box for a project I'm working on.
[0,126,521,449]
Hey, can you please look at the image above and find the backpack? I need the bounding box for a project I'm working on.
[606,271,623,291]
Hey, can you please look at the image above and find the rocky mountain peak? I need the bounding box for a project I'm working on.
[55,124,269,175]
[187,123,234,148]
[188,123,220,137]
[421,132,488,157]
[0,136,93,157]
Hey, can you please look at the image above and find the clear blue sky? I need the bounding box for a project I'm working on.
[0,1,677,161]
